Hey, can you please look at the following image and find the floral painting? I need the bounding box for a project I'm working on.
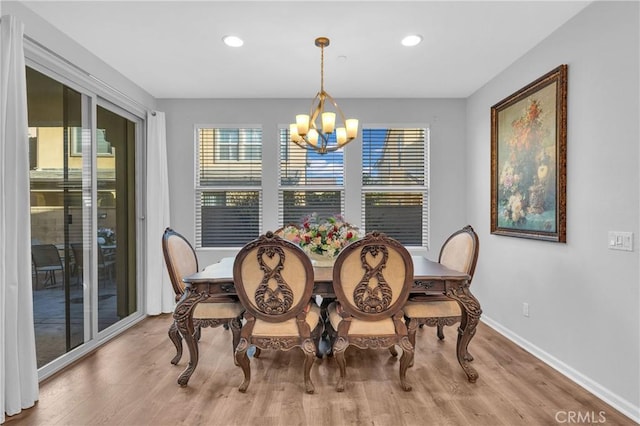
[491,65,567,242]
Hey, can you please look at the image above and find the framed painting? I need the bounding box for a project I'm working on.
[491,65,567,242]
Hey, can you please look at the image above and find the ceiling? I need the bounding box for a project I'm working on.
[19,1,590,99]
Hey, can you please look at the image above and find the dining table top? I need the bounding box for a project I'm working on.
[183,255,471,285]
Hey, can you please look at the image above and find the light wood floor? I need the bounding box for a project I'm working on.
[6,314,634,426]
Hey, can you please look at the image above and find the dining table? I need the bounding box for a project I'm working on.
[174,255,482,386]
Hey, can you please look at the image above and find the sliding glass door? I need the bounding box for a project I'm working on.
[27,65,140,370]
[27,67,85,366]
[96,105,137,332]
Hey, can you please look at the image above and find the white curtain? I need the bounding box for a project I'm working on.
[145,111,174,314]
[0,15,39,423]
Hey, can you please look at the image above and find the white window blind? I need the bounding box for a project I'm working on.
[361,127,429,247]
[278,128,344,225]
[195,126,262,247]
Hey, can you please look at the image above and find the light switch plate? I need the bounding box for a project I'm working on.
[608,231,633,251]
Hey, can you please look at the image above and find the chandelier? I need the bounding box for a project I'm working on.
[289,37,358,154]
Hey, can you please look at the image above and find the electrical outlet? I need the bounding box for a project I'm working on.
[522,302,530,317]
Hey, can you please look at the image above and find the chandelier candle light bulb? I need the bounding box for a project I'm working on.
[307,129,319,147]
[321,112,336,133]
[296,114,309,135]
[290,37,359,154]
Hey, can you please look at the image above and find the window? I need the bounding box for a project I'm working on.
[196,126,262,247]
[278,128,343,225]
[361,127,429,247]
[212,128,261,162]
[69,127,113,156]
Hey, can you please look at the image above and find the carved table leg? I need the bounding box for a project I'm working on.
[173,290,207,386]
[446,282,482,383]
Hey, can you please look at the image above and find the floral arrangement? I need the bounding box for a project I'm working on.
[276,213,361,259]
[97,227,116,245]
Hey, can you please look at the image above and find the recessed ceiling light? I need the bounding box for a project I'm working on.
[401,35,423,47]
[223,35,244,47]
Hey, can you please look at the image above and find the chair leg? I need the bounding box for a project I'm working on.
[301,340,316,394]
[168,321,183,365]
[229,317,242,366]
[235,338,251,393]
[333,337,348,392]
[407,318,418,349]
[398,337,414,392]
[437,324,445,340]
[43,270,54,288]
[406,318,420,368]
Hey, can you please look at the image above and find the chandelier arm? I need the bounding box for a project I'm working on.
[308,92,325,130]
[322,91,349,126]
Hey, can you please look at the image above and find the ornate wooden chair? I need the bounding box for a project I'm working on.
[403,225,479,357]
[327,231,414,392]
[162,227,244,365]
[233,231,322,394]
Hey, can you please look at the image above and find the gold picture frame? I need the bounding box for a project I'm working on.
[491,65,567,242]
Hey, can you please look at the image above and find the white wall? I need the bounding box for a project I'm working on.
[158,98,467,266]
[466,1,639,420]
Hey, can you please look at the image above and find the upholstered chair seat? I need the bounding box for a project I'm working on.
[403,298,460,319]
[192,301,245,320]
[162,228,244,366]
[327,231,415,392]
[251,302,321,336]
[233,231,322,394]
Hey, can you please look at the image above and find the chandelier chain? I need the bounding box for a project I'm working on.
[320,42,324,93]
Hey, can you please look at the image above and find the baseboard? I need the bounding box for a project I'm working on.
[481,316,640,424]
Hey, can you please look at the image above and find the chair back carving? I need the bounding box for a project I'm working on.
[234,231,314,323]
[439,225,479,280]
[162,228,198,298]
[333,231,413,321]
